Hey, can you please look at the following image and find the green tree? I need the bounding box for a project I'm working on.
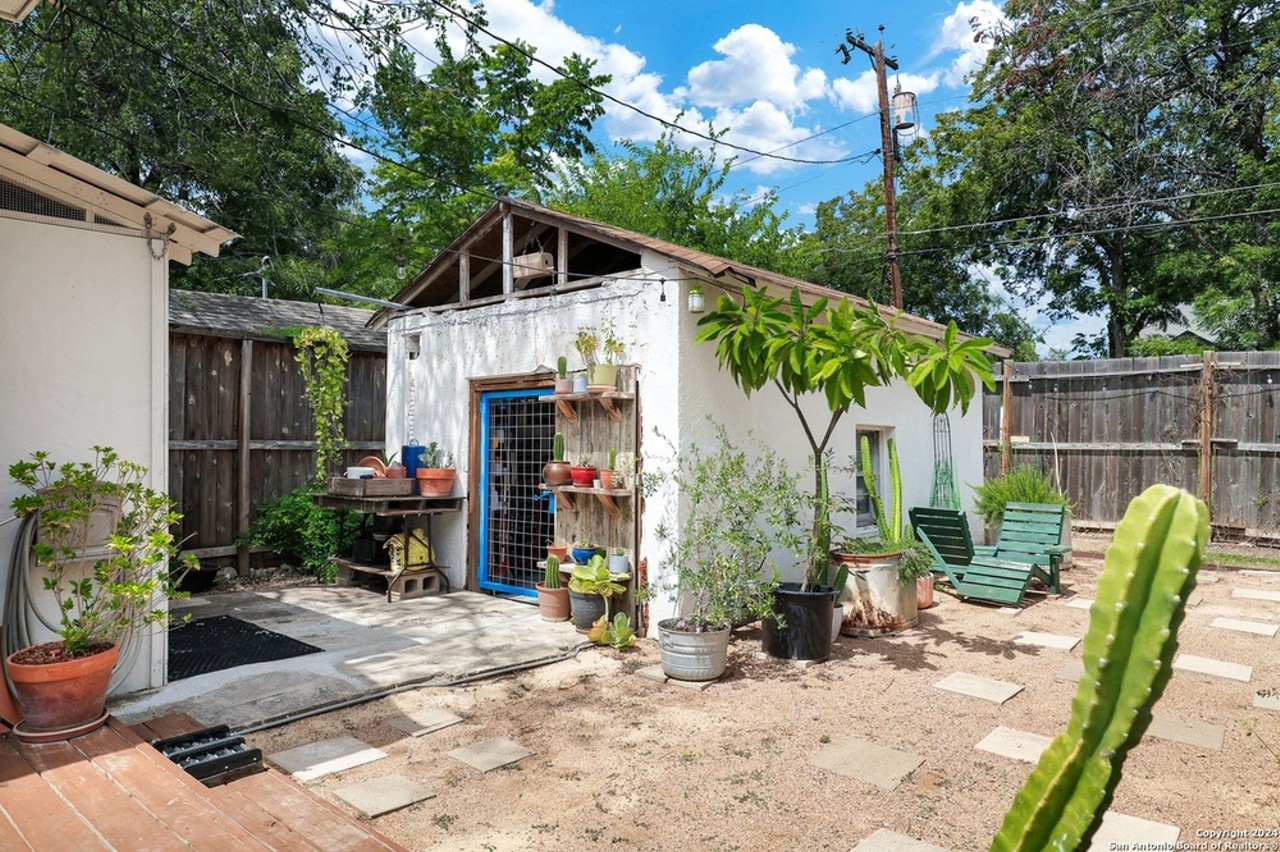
[545,130,816,278]
[0,0,380,298]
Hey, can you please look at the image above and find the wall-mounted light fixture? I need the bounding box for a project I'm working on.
[688,283,705,313]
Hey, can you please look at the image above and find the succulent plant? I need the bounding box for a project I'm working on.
[543,554,560,589]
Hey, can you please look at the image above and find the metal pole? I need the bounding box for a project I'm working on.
[874,39,903,309]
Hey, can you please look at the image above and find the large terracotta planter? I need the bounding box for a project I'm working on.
[415,467,456,497]
[536,584,570,621]
[543,461,572,486]
[7,642,118,733]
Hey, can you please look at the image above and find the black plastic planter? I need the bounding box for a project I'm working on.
[762,582,836,661]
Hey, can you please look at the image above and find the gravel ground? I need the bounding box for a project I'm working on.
[245,535,1280,851]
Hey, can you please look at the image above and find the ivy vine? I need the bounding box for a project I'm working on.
[293,326,350,482]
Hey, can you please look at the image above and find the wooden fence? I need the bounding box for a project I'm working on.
[169,332,386,572]
[982,351,1280,539]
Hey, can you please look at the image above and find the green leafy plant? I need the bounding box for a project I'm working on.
[248,488,361,580]
[647,422,806,630]
[421,441,454,468]
[8,447,196,658]
[543,554,561,589]
[601,320,625,365]
[589,612,636,649]
[293,326,350,483]
[992,484,1208,851]
[973,465,1071,527]
[696,286,994,587]
[574,329,600,367]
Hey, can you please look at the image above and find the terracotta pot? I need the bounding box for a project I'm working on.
[600,469,617,489]
[570,465,597,487]
[385,463,406,479]
[546,544,569,563]
[543,461,572,486]
[554,377,573,395]
[7,642,118,733]
[415,467,456,497]
[917,575,936,609]
[536,584,570,621]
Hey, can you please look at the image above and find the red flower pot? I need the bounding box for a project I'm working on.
[7,642,118,733]
[570,465,597,487]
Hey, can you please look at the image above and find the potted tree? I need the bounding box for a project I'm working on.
[542,433,572,486]
[415,441,456,497]
[649,423,804,681]
[535,554,570,622]
[6,447,195,735]
[697,287,994,660]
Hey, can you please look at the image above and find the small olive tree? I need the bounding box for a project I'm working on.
[696,286,995,586]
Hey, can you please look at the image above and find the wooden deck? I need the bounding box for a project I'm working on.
[0,714,407,850]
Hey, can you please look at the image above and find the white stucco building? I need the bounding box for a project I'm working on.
[0,122,235,701]
[379,198,992,631]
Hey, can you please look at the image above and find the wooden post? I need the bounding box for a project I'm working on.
[236,339,253,577]
[458,253,470,304]
[556,227,568,289]
[1001,359,1015,476]
[501,208,514,295]
[1198,350,1216,509]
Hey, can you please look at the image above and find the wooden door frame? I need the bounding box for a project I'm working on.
[466,371,555,590]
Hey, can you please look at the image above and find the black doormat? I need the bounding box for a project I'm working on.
[168,615,323,682]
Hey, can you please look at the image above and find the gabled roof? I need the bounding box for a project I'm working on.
[0,123,236,265]
[384,197,960,343]
[169,290,386,352]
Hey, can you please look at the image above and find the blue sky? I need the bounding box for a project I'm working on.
[370,0,1101,353]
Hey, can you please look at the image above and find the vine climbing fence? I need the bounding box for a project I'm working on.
[981,351,1280,541]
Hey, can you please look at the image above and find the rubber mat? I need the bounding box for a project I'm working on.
[168,615,323,681]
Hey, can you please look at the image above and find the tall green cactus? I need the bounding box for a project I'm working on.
[608,447,618,470]
[544,554,561,589]
[991,484,1209,852]
[557,355,568,378]
[552,432,565,462]
[860,436,903,543]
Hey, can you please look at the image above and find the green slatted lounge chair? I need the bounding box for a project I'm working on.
[974,501,1068,594]
[909,506,1035,607]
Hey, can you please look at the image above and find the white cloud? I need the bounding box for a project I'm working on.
[680,24,827,114]
[932,0,1006,86]
[831,71,940,116]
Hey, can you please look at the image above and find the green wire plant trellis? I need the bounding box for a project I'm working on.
[930,413,961,510]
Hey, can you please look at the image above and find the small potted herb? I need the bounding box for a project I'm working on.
[415,441,456,497]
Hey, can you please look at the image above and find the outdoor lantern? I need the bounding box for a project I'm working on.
[688,285,705,313]
[892,90,918,132]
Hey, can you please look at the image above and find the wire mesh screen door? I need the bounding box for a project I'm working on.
[477,388,557,596]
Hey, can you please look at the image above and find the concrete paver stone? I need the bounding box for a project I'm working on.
[1255,690,1280,712]
[1086,811,1180,849]
[334,774,435,817]
[851,828,951,851]
[386,708,464,737]
[1146,714,1226,751]
[975,726,1053,763]
[448,737,534,772]
[1172,654,1252,682]
[933,672,1025,705]
[809,738,924,790]
[1233,588,1280,603]
[635,665,714,691]
[1065,597,1093,610]
[267,736,388,781]
[1209,617,1279,637]
[1011,631,1080,651]
[1054,659,1086,683]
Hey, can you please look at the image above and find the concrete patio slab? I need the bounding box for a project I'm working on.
[1173,654,1253,682]
[1011,631,1080,651]
[1147,714,1226,751]
[334,774,435,817]
[933,672,1025,705]
[852,828,950,851]
[1065,597,1093,610]
[1255,690,1280,712]
[1055,659,1086,683]
[448,737,534,772]
[1210,616,1279,637]
[267,736,388,781]
[975,726,1053,763]
[1086,811,1179,848]
[386,708,464,737]
[1238,570,1280,581]
[1233,588,1280,603]
[634,665,715,691]
[809,738,924,790]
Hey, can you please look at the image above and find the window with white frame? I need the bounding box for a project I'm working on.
[853,428,887,531]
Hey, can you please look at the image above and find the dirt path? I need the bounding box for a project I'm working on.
[246,539,1280,851]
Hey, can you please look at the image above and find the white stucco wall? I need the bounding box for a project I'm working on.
[0,214,170,695]
[387,269,985,633]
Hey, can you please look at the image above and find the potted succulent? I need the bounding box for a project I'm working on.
[608,547,629,574]
[535,554,570,622]
[546,540,569,563]
[6,447,195,734]
[567,555,628,631]
[554,355,573,395]
[571,538,600,565]
[542,433,572,486]
[696,286,994,660]
[570,456,597,488]
[415,441,456,497]
[600,448,619,490]
[648,424,801,681]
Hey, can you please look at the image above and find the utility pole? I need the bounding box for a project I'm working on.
[836,26,903,309]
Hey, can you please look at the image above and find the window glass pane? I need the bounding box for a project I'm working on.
[853,430,881,529]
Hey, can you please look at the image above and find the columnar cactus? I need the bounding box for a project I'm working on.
[552,432,565,462]
[991,484,1209,852]
[543,554,560,589]
[557,355,568,378]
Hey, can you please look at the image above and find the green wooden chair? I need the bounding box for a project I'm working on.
[974,502,1068,594]
[909,506,1034,606]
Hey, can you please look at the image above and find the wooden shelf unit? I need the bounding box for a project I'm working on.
[536,391,635,423]
[542,484,633,518]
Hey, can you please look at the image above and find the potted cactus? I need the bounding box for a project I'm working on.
[535,555,570,622]
[600,447,619,489]
[543,433,572,486]
[570,456,597,488]
[554,355,573,395]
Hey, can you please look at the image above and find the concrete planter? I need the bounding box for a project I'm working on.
[835,551,918,637]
